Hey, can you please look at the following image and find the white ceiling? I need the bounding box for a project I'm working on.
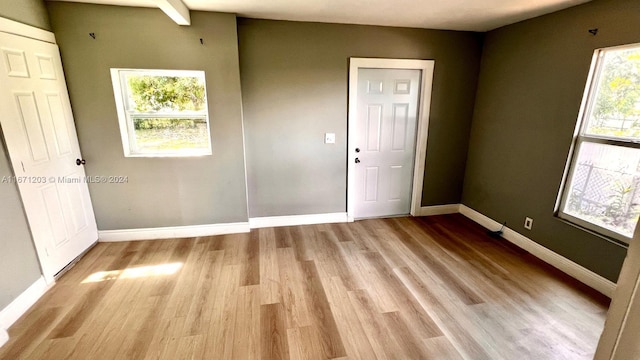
[46,0,591,31]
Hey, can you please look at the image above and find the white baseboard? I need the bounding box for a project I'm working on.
[0,328,7,348]
[459,204,616,298]
[414,204,461,216]
[98,222,250,242]
[249,212,348,229]
[0,276,50,346]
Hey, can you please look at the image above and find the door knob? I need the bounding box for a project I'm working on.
[76,158,86,166]
[355,148,360,153]
[355,158,360,164]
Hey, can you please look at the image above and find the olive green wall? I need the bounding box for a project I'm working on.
[0,0,50,30]
[462,0,640,282]
[0,134,42,310]
[47,3,249,229]
[238,19,482,217]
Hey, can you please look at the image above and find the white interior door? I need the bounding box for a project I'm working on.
[0,31,98,280]
[353,68,422,219]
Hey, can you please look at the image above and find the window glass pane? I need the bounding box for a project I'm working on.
[132,118,210,155]
[110,69,212,157]
[123,73,207,113]
[563,142,640,238]
[585,47,640,140]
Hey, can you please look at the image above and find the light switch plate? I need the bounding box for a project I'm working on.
[325,133,336,144]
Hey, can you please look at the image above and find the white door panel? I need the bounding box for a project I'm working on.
[353,68,421,219]
[0,32,97,279]
[45,92,74,156]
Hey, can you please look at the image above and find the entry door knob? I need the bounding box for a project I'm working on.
[76,158,86,166]
[355,148,360,153]
[355,158,360,164]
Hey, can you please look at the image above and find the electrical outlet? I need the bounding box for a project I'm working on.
[325,133,336,144]
[524,217,533,230]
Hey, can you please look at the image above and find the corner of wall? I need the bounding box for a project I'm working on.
[0,276,49,339]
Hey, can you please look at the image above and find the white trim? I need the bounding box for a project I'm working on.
[0,276,50,333]
[595,221,640,359]
[238,52,251,223]
[0,328,7,348]
[414,204,461,216]
[0,17,55,44]
[347,58,435,220]
[98,222,250,242]
[43,273,55,286]
[153,0,191,25]
[249,212,348,229]
[459,204,616,297]
[554,50,599,214]
[410,62,435,217]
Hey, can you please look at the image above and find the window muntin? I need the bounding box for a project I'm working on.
[558,45,640,243]
[110,69,212,157]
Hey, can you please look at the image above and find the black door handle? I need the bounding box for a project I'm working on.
[355,158,360,164]
[76,158,86,166]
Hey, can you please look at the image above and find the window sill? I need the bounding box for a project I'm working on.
[554,215,629,249]
[124,153,212,158]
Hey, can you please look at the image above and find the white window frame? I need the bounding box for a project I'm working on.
[556,43,640,245]
[110,68,212,157]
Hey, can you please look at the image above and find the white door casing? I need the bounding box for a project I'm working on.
[347,58,435,220]
[0,28,98,282]
[595,222,640,359]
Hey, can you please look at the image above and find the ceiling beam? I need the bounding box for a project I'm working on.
[153,0,191,26]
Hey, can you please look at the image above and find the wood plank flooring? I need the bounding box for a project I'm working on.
[0,214,609,359]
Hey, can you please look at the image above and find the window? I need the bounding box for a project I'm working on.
[110,69,212,157]
[558,44,640,243]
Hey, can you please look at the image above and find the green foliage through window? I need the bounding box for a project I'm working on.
[587,48,640,138]
[127,75,206,112]
[133,118,203,130]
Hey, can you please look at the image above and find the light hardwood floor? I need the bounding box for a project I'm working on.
[0,214,609,359]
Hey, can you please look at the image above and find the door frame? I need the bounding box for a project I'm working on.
[347,58,435,221]
[594,223,640,359]
[0,17,56,44]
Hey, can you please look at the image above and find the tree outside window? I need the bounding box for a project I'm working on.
[110,69,212,157]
